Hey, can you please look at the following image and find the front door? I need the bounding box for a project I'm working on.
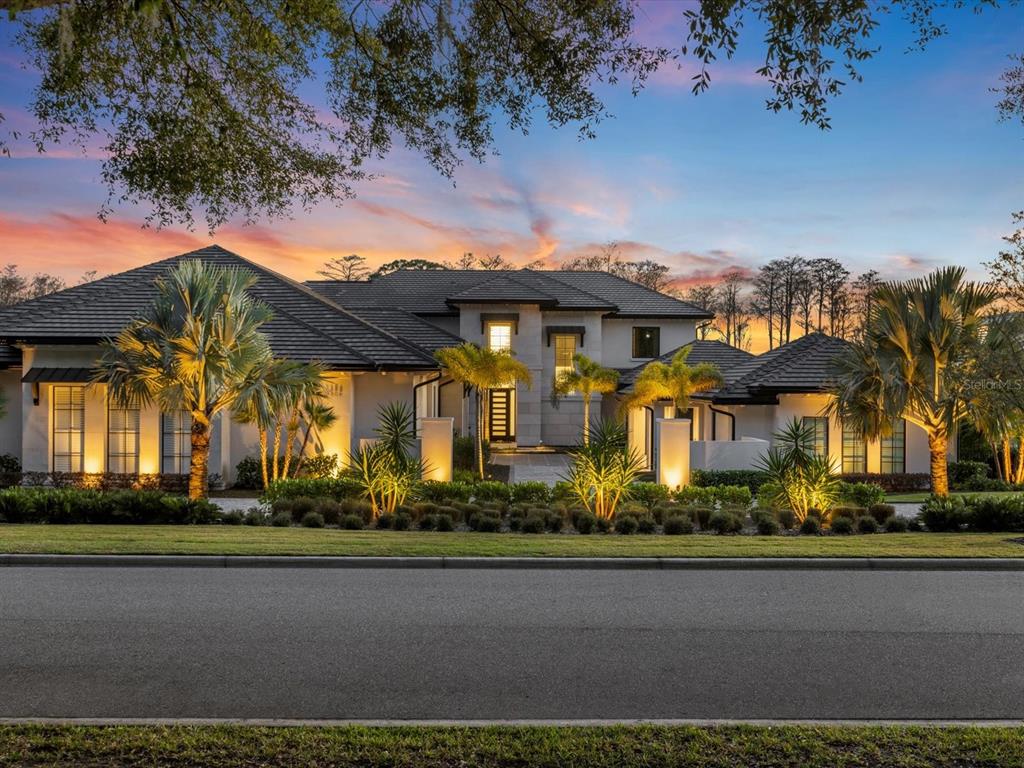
[488,389,515,442]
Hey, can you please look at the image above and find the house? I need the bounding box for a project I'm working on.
[0,245,947,486]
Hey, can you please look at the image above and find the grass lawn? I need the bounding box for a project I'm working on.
[0,524,1022,557]
[886,491,1024,503]
[1,725,1023,767]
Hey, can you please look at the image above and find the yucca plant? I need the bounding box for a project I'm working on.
[756,417,840,523]
[349,401,424,518]
[563,419,646,520]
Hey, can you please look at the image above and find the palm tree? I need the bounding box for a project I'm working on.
[434,342,533,478]
[620,346,723,417]
[552,353,619,445]
[829,267,997,496]
[95,260,274,500]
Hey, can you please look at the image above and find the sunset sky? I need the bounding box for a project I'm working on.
[0,2,1022,295]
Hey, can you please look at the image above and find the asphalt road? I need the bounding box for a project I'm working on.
[2,566,1023,721]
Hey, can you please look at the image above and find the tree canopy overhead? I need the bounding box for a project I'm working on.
[1,0,1018,230]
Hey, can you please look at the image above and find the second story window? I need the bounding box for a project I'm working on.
[487,321,513,352]
[553,334,576,383]
[632,327,660,359]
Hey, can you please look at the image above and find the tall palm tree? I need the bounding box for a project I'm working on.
[434,342,533,478]
[552,353,619,445]
[620,346,723,417]
[829,267,997,496]
[95,260,274,500]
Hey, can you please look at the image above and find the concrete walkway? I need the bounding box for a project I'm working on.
[490,452,570,485]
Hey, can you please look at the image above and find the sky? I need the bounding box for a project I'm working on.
[0,1,1022,301]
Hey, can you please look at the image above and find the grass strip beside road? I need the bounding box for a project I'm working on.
[886,491,1024,503]
[0,525,1022,557]
[1,725,1023,767]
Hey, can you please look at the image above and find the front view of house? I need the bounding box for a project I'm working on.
[0,245,950,485]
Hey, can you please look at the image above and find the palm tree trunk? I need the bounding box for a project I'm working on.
[272,423,282,481]
[188,417,211,501]
[1003,438,1013,484]
[477,389,487,479]
[928,430,949,496]
[583,395,590,445]
[992,440,1004,482]
[258,427,270,490]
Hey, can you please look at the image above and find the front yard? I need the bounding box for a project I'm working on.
[1,524,1022,557]
[1,725,1023,768]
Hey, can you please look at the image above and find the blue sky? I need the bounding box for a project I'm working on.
[0,0,1021,293]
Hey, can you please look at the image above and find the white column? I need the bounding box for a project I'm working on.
[420,417,454,482]
[656,418,691,490]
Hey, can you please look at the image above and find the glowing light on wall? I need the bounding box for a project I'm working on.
[420,417,454,482]
[656,418,691,490]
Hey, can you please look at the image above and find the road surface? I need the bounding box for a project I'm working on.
[2,566,1023,721]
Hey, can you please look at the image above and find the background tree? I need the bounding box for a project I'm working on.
[684,284,718,340]
[371,259,449,278]
[318,254,368,281]
[0,264,78,306]
[621,347,723,416]
[751,262,780,350]
[829,267,997,496]
[715,270,752,349]
[850,270,882,339]
[95,260,274,500]
[808,258,851,336]
[552,353,620,445]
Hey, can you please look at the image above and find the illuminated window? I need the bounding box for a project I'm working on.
[802,416,829,458]
[881,419,906,474]
[52,385,85,473]
[162,411,192,474]
[554,334,576,383]
[107,400,140,474]
[632,327,660,358]
[842,422,866,474]
[487,322,513,352]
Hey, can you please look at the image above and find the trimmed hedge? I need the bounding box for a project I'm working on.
[263,477,363,502]
[840,472,930,492]
[691,469,770,493]
[919,494,1024,532]
[0,487,220,524]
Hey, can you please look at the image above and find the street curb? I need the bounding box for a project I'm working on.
[2,554,1024,570]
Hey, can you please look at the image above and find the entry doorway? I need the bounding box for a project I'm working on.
[488,388,516,442]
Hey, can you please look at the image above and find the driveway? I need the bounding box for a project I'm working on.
[2,566,1023,721]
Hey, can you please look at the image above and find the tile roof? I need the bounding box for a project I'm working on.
[618,340,756,392]
[0,245,442,371]
[307,268,709,318]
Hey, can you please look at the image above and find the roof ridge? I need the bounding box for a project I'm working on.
[521,269,612,307]
[564,268,712,314]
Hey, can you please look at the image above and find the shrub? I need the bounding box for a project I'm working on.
[799,516,821,535]
[413,502,439,519]
[964,495,1024,532]
[301,511,324,528]
[920,495,967,532]
[468,511,501,532]
[453,469,478,485]
[418,514,438,531]
[948,460,990,486]
[375,513,393,530]
[614,514,639,535]
[674,486,716,506]
[628,482,671,509]
[286,496,316,523]
[884,515,908,533]
[830,516,854,535]
[434,513,455,532]
[868,503,896,525]
[636,514,657,534]
[841,472,930,492]
[564,420,646,520]
[509,481,551,505]
[960,476,1013,492]
[520,514,546,534]
[0,487,221,524]
[315,499,343,526]
[243,508,268,526]
[683,504,714,530]
[757,419,840,522]
[663,515,694,535]
[299,453,339,479]
[692,469,770,492]
[574,511,597,534]
[716,485,754,506]
[0,453,21,473]
[234,456,263,490]
[263,476,363,503]
[341,513,364,530]
[837,481,886,508]
[708,510,743,534]
[775,508,797,530]
[856,515,878,534]
[595,516,612,533]
[417,481,473,504]
[222,509,244,525]
[472,481,510,504]
[756,517,780,536]
[271,511,292,527]
[393,512,412,531]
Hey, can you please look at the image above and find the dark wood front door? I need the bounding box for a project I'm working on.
[488,389,515,442]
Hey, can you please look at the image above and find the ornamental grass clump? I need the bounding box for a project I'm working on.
[563,420,646,520]
[756,418,840,523]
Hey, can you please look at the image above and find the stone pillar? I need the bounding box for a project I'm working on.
[420,417,454,482]
[656,418,691,489]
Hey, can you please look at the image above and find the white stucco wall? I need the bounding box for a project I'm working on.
[600,318,698,369]
[0,368,21,459]
[539,309,606,446]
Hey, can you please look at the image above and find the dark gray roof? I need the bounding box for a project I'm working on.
[0,245,443,371]
[706,333,851,403]
[618,340,755,392]
[307,268,709,318]
[343,308,464,353]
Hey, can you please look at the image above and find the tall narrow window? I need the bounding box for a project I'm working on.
[108,400,140,474]
[52,385,85,473]
[880,418,906,474]
[632,327,660,358]
[553,334,576,382]
[487,322,512,352]
[842,422,866,474]
[802,416,829,458]
[162,411,192,474]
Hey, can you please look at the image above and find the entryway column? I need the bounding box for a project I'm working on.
[420,417,454,482]
[656,418,691,490]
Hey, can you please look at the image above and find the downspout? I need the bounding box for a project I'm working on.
[708,405,735,441]
[643,405,656,471]
[412,372,443,432]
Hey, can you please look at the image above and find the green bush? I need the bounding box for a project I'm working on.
[692,469,770,492]
[775,508,797,530]
[884,515,909,533]
[299,454,339,479]
[271,511,292,527]
[683,504,714,530]
[234,456,263,490]
[965,495,1024,532]
[434,513,455,532]
[614,514,639,535]
[416,480,473,503]
[520,514,546,534]
[708,510,743,534]
[285,496,316,523]
[452,469,478,485]
[393,512,412,531]
[222,509,244,525]
[636,514,657,534]
[756,517,780,535]
[472,481,510,504]
[418,514,438,531]
[868,503,896,525]
[856,515,878,534]
[573,511,597,534]
[799,516,821,535]
[837,481,886,508]
[675,486,716,506]
[920,495,967,532]
[628,482,671,509]
[830,516,854,535]
[375,513,393,530]
[301,511,324,528]
[454,435,490,471]
[663,515,694,535]
[0,487,220,524]
[509,481,551,505]
[243,508,268,526]
[0,453,21,473]
[831,505,866,522]
[263,476,363,503]
[341,513,364,530]
[468,511,501,532]
[314,499,343,526]
[948,460,990,486]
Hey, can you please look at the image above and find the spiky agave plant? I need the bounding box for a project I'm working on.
[349,401,424,518]
[756,417,840,522]
[563,419,646,520]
